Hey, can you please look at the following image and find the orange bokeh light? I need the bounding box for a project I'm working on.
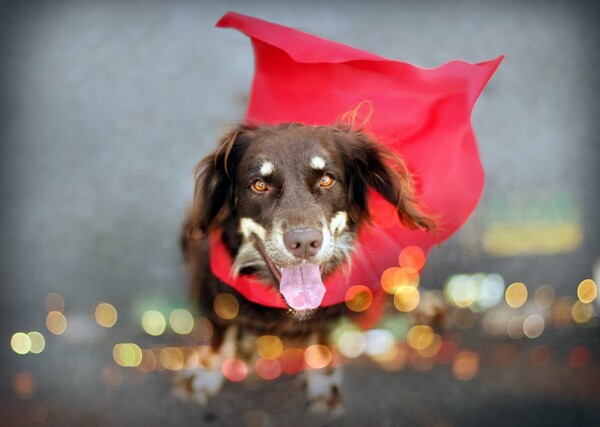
[345,285,373,312]
[398,246,426,271]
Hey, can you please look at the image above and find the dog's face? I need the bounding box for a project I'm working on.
[193,124,433,314]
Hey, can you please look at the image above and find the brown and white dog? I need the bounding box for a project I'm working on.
[178,123,433,412]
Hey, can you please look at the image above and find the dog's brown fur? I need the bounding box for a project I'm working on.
[179,123,433,410]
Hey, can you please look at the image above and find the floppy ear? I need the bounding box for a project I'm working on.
[192,124,253,234]
[336,130,435,232]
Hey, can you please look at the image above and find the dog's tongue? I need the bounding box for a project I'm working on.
[279,264,325,310]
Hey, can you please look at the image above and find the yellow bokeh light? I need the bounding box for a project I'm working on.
[46,311,67,335]
[169,309,194,335]
[113,343,143,367]
[394,285,420,312]
[406,325,434,351]
[345,285,373,312]
[27,332,45,354]
[141,310,167,336]
[160,347,184,371]
[44,292,65,313]
[94,302,118,328]
[304,345,332,369]
[453,351,479,380]
[381,267,419,294]
[505,282,528,308]
[213,294,239,320]
[398,245,426,271]
[577,279,597,304]
[417,333,442,358]
[11,332,31,355]
[256,335,284,360]
[571,301,594,324]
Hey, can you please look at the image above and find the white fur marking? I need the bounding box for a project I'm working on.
[310,156,326,170]
[240,217,267,240]
[260,161,275,176]
[330,211,348,235]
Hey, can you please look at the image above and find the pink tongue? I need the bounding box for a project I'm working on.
[279,264,325,310]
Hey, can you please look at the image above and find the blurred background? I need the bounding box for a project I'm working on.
[1,1,598,426]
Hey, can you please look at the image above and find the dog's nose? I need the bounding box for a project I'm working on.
[284,229,323,258]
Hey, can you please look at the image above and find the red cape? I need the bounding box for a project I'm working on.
[213,11,503,308]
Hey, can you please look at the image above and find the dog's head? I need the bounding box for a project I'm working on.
[193,123,434,314]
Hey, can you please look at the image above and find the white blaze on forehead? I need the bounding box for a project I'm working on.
[260,161,275,176]
[330,211,348,234]
[310,156,326,170]
[240,217,267,240]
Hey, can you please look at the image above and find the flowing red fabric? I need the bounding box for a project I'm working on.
[213,11,503,308]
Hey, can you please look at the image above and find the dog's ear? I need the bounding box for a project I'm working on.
[192,124,253,234]
[336,131,435,232]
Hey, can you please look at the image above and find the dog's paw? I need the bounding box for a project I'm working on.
[304,368,344,416]
[172,368,225,405]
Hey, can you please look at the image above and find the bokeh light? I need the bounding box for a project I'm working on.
[11,333,31,355]
[569,346,591,368]
[137,349,157,373]
[336,330,366,358]
[256,335,284,360]
[213,293,239,320]
[507,316,525,339]
[222,358,248,382]
[577,279,597,304]
[190,317,213,342]
[44,292,65,313]
[477,274,505,309]
[141,310,167,336]
[534,285,556,309]
[505,282,528,308]
[278,348,305,375]
[551,297,575,328]
[393,285,420,312]
[27,332,45,354]
[406,325,434,351]
[444,274,478,308]
[452,350,479,380]
[304,345,332,369]
[523,314,545,339]
[46,311,67,335]
[381,267,419,294]
[160,347,185,371]
[571,301,594,324]
[13,372,35,399]
[364,329,395,357]
[169,309,194,335]
[113,343,143,367]
[398,245,426,271]
[255,358,282,380]
[345,285,373,312]
[94,302,118,328]
[435,341,458,364]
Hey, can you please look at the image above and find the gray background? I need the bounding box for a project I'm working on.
[1,1,599,426]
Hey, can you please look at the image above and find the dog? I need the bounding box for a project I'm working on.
[177,122,434,412]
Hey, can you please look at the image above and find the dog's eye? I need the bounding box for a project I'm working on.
[320,174,335,188]
[251,179,269,193]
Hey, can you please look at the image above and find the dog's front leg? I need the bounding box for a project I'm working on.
[303,334,344,415]
[173,324,238,405]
